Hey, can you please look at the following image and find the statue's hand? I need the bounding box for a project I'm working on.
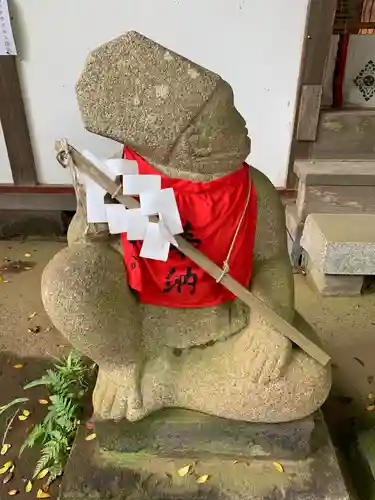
[236,312,292,384]
[93,363,146,422]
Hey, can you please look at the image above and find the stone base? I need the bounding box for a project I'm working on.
[94,409,314,460]
[60,411,350,500]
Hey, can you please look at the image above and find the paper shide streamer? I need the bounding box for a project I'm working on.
[81,150,183,261]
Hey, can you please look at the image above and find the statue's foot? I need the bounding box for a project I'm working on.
[93,366,149,422]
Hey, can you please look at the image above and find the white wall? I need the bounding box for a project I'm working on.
[11,0,309,187]
[0,122,13,183]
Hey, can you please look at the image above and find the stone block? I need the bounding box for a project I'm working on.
[94,408,314,460]
[294,159,375,186]
[301,214,375,276]
[60,412,351,500]
[306,259,364,297]
[296,183,375,220]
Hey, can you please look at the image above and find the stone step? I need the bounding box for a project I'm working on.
[294,160,375,220]
[294,159,375,186]
[310,109,375,159]
[301,213,375,276]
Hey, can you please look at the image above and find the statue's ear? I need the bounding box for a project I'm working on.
[76,31,221,164]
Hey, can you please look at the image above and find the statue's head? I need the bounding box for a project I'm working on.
[77,31,250,179]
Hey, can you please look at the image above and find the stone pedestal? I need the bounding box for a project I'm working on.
[60,410,350,500]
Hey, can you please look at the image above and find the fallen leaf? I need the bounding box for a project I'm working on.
[36,469,49,480]
[13,364,24,369]
[45,326,53,333]
[85,433,97,441]
[1,444,11,456]
[27,326,41,334]
[18,415,28,421]
[273,462,284,473]
[25,481,32,493]
[7,489,19,496]
[196,475,209,484]
[0,275,3,282]
[24,267,32,271]
[38,400,49,405]
[177,465,192,477]
[368,393,374,400]
[23,410,31,417]
[36,490,51,499]
[3,472,13,484]
[9,465,15,473]
[354,357,365,368]
[0,462,14,474]
[24,253,31,258]
[366,405,375,411]
[27,312,37,321]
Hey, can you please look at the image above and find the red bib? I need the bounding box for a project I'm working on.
[121,147,257,308]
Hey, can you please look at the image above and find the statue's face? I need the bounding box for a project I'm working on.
[168,81,251,175]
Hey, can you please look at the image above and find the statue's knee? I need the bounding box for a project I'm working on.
[41,242,126,313]
[290,352,331,415]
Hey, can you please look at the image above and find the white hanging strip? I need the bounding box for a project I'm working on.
[105,204,129,234]
[140,222,170,262]
[125,208,149,240]
[80,149,184,261]
[105,159,139,176]
[85,179,107,223]
[123,174,161,195]
[82,150,117,181]
[159,216,179,247]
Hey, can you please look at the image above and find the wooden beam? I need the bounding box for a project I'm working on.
[0,56,37,185]
[288,0,337,187]
[296,84,323,141]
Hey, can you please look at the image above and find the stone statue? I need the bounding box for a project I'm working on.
[41,31,331,424]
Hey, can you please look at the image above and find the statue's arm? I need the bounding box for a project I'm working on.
[249,167,294,323]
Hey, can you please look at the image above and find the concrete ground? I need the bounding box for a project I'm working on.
[0,240,67,499]
[0,240,67,359]
[295,273,375,430]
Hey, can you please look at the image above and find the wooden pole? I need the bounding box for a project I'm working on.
[0,57,37,185]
